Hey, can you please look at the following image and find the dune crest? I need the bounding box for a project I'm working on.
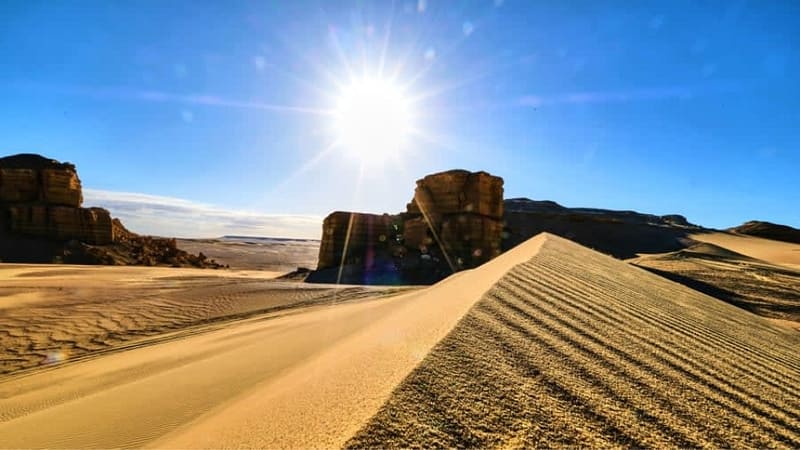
[347,234,800,448]
[0,235,547,449]
[2,233,798,448]
[691,231,800,269]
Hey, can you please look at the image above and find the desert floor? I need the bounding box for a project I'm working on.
[632,232,800,330]
[176,237,319,271]
[691,231,800,269]
[1,233,799,448]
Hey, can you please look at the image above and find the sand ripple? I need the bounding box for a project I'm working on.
[347,235,800,448]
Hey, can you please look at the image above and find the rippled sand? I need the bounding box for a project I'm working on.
[2,234,799,448]
[347,235,800,448]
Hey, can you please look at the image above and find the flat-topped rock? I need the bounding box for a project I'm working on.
[313,170,505,283]
[316,211,402,271]
[407,169,504,220]
[0,153,83,207]
[1,153,107,244]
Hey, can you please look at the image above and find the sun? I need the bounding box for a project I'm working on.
[333,77,412,165]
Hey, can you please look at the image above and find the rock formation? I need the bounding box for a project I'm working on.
[310,176,712,284]
[311,169,505,284]
[728,220,800,244]
[0,153,221,268]
[317,211,404,271]
[404,170,504,270]
[0,154,112,244]
[502,198,701,259]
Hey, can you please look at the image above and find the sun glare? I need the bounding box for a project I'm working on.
[334,78,412,165]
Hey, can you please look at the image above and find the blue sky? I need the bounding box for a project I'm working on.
[1,0,798,237]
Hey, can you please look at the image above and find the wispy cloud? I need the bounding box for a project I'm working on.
[9,81,330,116]
[83,189,322,239]
[518,81,743,107]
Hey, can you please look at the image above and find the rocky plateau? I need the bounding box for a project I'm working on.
[0,153,220,268]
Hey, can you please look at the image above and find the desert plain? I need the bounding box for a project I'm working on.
[1,231,799,448]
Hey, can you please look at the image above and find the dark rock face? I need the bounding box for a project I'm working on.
[0,154,112,245]
[406,170,504,220]
[405,170,504,270]
[728,220,800,244]
[311,170,505,284]
[502,198,701,259]
[317,212,403,268]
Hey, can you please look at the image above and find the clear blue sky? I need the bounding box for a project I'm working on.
[1,0,798,237]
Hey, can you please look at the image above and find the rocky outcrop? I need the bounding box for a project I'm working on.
[6,205,112,244]
[311,170,504,284]
[728,220,800,244]
[406,170,504,220]
[502,198,701,259]
[0,153,221,268]
[316,211,404,271]
[404,170,504,271]
[310,173,713,284]
[0,154,111,245]
[0,154,83,207]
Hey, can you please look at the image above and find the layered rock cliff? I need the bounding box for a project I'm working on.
[0,154,112,245]
[503,198,701,258]
[405,170,504,270]
[310,169,504,284]
[310,172,714,284]
[0,153,220,267]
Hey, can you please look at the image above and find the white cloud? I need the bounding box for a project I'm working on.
[83,189,322,239]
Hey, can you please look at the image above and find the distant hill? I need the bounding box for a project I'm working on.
[728,220,800,244]
[503,198,701,259]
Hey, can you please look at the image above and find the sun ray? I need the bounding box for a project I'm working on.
[336,163,366,286]
[268,29,352,99]
[377,0,397,78]
[270,139,341,194]
[326,19,358,85]
[405,65,497,105]
[407,127,460,153]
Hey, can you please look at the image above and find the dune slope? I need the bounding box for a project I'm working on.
[0,265,409,376]
[0,236,547,449]
[632,242,800,327]
[691,231,800,268]
[347,234,800,448]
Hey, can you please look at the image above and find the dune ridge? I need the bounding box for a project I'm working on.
[632,240,800,327]
[0,236,547,449]
[347,234,800,448]
[2,233,799,448]
[691,231,800,269]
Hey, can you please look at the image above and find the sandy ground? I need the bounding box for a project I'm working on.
[2,233,799,448]
[691,231,800,268]
[0,235,546,448]
[347,234,800,448]
[0,264,409,376]
[632,242,800,328]
[176,237,319,272]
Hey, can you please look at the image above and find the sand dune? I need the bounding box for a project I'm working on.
[347,234,800,447]
[692,231,800,268]
[2,233,799,448]
[633,242,800,327]
[0,236,545,448]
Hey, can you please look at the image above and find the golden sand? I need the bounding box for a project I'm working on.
[1,234,798,448]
